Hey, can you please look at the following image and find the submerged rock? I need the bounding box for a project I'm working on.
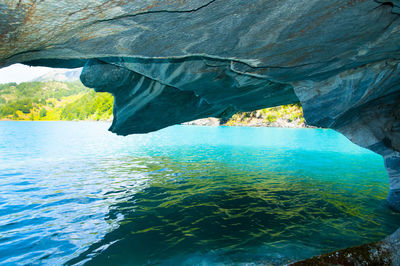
[292,228,400,265]
[1,0,400,261]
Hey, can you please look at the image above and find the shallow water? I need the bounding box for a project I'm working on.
[0,121,399,265]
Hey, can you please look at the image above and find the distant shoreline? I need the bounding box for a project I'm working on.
[0,119,318,129]
[0,119,112,122]
[1,81,307,128]
[183,117,316,128]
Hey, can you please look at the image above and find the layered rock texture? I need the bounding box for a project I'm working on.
[1,0,400,260]
[292,228,400,265]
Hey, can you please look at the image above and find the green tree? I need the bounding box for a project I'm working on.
[39,108,47,118]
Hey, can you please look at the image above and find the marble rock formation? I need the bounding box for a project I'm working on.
[292,228,400,265]
[1,0,400,210]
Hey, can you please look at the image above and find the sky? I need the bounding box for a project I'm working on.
[0,64,69,84]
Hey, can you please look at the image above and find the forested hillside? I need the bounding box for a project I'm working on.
[0,81,113,121]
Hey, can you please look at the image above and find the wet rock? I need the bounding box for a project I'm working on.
[291,228,400,265]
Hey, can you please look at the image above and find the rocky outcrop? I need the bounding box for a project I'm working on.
[0,0,400,259]
[292,228,400,265]
[182,118,221,126]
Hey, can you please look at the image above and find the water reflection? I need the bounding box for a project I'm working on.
[67,156,399,265]
[1,123,399,265]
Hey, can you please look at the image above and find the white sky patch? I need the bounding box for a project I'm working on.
[0,64,70,84]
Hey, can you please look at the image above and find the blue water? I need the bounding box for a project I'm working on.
[0,121,399,265]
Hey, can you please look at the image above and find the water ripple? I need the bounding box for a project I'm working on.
[0,122,398,265]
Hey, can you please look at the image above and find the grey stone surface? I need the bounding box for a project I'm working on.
[292,227,400,265]
[80,57,298,134]
[0,0,399,217]
[385,227,400,265]
[388,189,400,213]
[376,0,400,13]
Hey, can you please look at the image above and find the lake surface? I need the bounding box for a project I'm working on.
[0,121,399,265]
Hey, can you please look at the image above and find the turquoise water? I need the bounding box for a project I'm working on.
[0,121,399,265]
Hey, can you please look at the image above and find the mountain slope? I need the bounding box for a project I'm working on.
[0,81,113,121]
[32,68,82,82]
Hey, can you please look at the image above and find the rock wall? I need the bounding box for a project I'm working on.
[1,0,400,208]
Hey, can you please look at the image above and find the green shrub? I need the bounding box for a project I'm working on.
[266,114,277,123]
[39,108,47,118]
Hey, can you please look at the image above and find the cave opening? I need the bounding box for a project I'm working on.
[0,61,399,265]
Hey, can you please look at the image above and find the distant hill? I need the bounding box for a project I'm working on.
[0,81,113,121]
[32,68,82,82]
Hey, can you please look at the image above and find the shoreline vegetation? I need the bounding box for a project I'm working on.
[0,81,112,121]
[184,103,309,128]
[0,81,309,128]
